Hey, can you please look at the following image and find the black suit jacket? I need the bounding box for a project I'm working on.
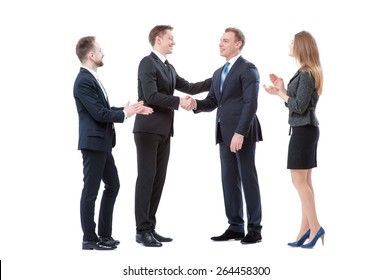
[133,52,211,137]
[73,67,125,152]
[195,56,262,145]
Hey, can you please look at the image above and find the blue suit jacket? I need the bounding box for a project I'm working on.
[195,56,262,145]
[73,67,125,152]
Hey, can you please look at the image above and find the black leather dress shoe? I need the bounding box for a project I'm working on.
[211,229,245,241]
[241,231,262,244]
[152,231,173,242]
[82,240,117,250]
[136,232,162,247]
[99,236,120,246]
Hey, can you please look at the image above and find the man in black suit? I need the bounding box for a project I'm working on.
[73,36,153,250]
[133,25,211,247]
[193,27,263,244]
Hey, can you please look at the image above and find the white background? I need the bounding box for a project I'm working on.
[1,0,390,279]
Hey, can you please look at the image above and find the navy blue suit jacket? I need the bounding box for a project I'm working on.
[194,56,262,145]
[73,67,125,152]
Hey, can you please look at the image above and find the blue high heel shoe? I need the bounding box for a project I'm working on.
[301,227,325,249]
[287,230,310,247]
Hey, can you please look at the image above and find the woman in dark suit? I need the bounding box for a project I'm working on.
[263,31,325,249]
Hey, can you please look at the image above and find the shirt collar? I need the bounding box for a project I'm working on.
[81,66,99,81]
[226,53,241,69]
[152,50,167,63]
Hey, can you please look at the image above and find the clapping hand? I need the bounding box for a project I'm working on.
[269,73,284,89]
[124,101,153,117]
[263,73,285,95]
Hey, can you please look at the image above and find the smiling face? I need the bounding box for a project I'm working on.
[154,29,175,56]
[219,31,242,61]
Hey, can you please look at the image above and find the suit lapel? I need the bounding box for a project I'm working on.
[289,70,300,84]
[150,52,174,93]
[94,78,110,108]
[218,57,242,101]
[151,52,171,80]
[80,68,110,108]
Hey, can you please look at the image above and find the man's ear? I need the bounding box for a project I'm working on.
[88,50,95,60]
[235,40,243,50]
[155,36,161,45]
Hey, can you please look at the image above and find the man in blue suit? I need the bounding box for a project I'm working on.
[73,36,153,250]
[194,28,263,244]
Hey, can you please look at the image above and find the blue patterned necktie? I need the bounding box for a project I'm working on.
[220,62,230,91]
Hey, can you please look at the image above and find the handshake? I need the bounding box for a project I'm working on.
[180,96,196,111]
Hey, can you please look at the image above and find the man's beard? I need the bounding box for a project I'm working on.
[95,60,104,67]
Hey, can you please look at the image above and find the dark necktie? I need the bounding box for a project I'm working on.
[164,59,174,90]
[164,59,171,75]
[220,62,230,91]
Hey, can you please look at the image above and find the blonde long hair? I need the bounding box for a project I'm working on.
[293,31,323,95]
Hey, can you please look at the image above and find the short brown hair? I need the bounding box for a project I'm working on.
[148,25,173,46]
[225,27,245,50]
[76,36,96,62]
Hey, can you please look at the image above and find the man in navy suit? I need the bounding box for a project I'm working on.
[133,25,211,247]
[73,36,153,250]
[194,27,263,244]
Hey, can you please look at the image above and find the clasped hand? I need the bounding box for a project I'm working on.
[180,96,196,111]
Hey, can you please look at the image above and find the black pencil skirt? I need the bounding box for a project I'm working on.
[287,125,319,169]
